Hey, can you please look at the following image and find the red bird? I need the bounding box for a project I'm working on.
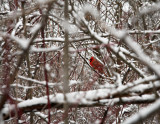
[89,56,104,74]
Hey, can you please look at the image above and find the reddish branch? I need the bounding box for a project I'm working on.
[41,22,51,124]
[40,5,53,123]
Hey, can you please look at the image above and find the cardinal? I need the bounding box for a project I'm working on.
[89,56,104,74]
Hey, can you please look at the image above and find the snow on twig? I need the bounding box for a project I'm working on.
[30,46,60,52]
[123,98,160,124]
[104,26,160,78]
[0,32,29,49]
[2,92,157,120]
[18,75,81,87]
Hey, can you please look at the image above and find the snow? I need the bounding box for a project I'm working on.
[73,7,109,44]
[69,80,81,86]
[18,75,81,87]
[111,46,145,77]
[35,112,48,119]
[123,98,160,124]
[62,20,70,33]
[10,36,29,49]
[119,47,131,55]
[2,89,109,115]
[129,81,160,93]
[18,75,58,87]
[140,2,160,15]
[2,91,157,120]
[19,97,48,107]
[124,36,160,77]
[106,75,158,99]
[88,28,109,44]
[145,38,160,46]
[1,1,160,123]
[45,64,51,71]
[34,37,64,43]
[30,23,41,34]
[100,23,160,78]
[0,32,29,49]
[2,104,15,117]
[114,72,122,87]
[30,46,60,52]
[122,105,137,115]
[36,0,46,4]
[11,21,22,36]
[62,20,79,34]
[109,28,126,39]
[128,30,160,34]
[82,3,99,18]
[122,2,130,12]
[11,83,36,90]
[119,51,126,60]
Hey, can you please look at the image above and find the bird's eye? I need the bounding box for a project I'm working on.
[90,58,93,62]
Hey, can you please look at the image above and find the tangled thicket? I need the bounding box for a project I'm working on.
[0,0,160,124]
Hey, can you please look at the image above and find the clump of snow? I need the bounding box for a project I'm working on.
[30,46,60,52]
[36,0,46,4]
[11,21,22,36]
[109,27,126,39]
[68,5,72,11]
[62,21,78,34]
[30,23,41,34]
[34,37,64,43]
[45,64,50,71]
[10,35,29,49]
[114,72,122,87]
[50,73,55,78]
[62,20,70,32]
[122,2,130,12]
[82,3,99,19]
[69,80,81,86]
[94,119,101,124]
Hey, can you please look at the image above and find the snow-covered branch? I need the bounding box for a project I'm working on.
[2,92,157,120]
[123,98,160,124]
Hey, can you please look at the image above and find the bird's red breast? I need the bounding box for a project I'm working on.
[89,56,104,74]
